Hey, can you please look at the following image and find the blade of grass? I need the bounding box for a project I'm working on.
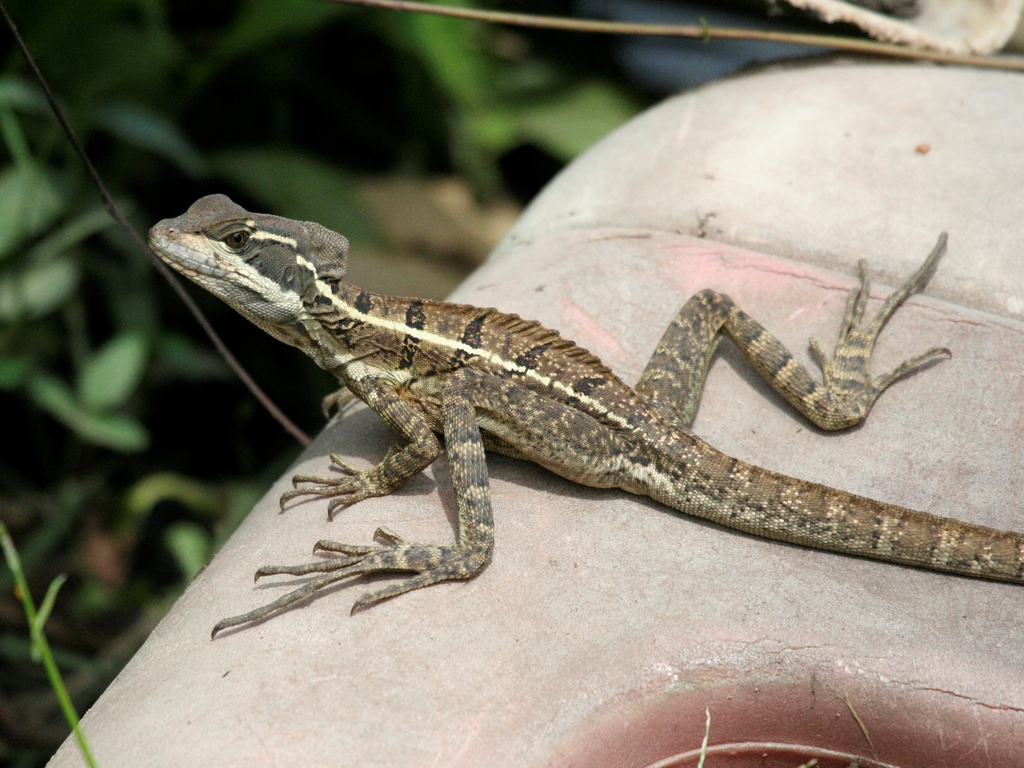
[1,522,98,767]
[32,573,67,661]
[696,706,710,768]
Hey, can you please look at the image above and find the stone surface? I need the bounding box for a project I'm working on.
[498,63,1024,322]
[49,62,1024,768]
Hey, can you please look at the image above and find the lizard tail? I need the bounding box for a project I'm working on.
[643,441,1024,583]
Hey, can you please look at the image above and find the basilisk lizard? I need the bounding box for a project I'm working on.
[148,195,1024,636]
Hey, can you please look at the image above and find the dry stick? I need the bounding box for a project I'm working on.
[844,694,879,761]
[0,2,311,446]
[331,0,1024,72]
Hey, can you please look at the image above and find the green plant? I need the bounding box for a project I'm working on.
[1,522,97,767]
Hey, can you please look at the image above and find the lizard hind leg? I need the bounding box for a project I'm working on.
[636,234,951,432]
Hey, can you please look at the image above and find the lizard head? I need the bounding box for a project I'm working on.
[148,194,350,341]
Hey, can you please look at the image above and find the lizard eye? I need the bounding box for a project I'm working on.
[223,231,250,250]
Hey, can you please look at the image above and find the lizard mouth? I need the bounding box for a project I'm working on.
[148,225,228,280]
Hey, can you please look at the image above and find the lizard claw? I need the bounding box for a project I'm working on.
[278,449,402,514]
[873,345,951,391]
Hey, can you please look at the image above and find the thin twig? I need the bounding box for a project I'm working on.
[0,2,311,446]
[331,0,1024,72]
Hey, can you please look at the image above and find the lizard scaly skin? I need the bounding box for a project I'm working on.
[147,195,1024,636]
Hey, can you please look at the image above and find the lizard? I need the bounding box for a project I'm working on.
[147,194,1024,637]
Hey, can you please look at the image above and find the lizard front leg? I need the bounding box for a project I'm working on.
[281,369,441,517]
[636,235,950,430]
[212,369,505,635]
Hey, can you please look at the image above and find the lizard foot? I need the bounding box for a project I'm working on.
[320,387,356,419]
[279,447,403,517]
[210,528,488,637]
[805,234,951,429]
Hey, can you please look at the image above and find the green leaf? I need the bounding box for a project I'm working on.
[77,331,148,411]
[0,355,31,389]
[164,522,211,581]
[0,254,80,322]
[27,207,115,264]
[210,147,378,244]
[93,103,208,178]
[471,107,519,154]
[0,208,111,322]
[71,411,150,453]
[0,164,65,260]
[399,3,487,108]
[0,77,49,114]
[210,0,344,67]
[0,105,31,167]
[124,472,221,524]
[26,372,79,425]
[27,372,149,452]
[515,81,639,161]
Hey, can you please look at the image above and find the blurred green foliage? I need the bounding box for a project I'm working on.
[0,0,646,762]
